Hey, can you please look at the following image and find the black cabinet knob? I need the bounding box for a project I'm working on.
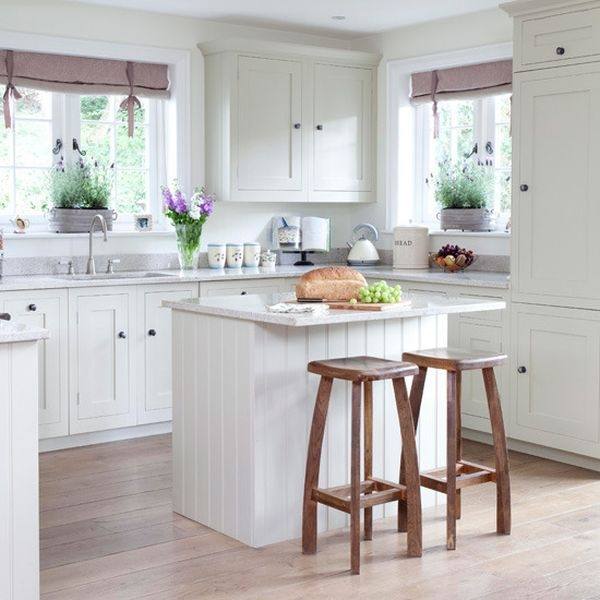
[517,366,527,374]
[118,331,127,339]
[556,46,566,55]
[520,184,529,192]
[148,329,157,336]
[293,123,301,129]
[240,291,247,295]
[28,303,37,312]
[316,124,323,131]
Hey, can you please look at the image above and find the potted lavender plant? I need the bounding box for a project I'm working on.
[162,183,215,269]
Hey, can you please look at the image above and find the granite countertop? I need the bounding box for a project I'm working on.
[0,322,49,343]
[0,265,509,292]
[163,292,506,327]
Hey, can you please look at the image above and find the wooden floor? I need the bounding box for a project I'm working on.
[40,434,600,599]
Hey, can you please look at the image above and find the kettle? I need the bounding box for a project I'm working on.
[347,223,380,266]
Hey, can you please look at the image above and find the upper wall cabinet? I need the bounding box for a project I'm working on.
[200,39,380,203]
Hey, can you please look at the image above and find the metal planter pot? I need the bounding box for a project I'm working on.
[439,208,495,232]
[47,208,117,234]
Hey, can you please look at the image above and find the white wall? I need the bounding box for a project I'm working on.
[349,8,514,256]
[0,0,355,257]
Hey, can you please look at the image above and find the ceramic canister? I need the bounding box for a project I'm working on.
[226,243,244,268]
[207,243,226,269]
[393,225,430,269]
[243,243,261,267]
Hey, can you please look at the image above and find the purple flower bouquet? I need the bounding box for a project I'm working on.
[162,183,215,269]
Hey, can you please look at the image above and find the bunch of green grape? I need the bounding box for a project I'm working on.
[356,281,402,304]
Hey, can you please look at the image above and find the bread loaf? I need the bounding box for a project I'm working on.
[295,266,367,301]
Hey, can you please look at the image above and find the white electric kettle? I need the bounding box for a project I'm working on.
[347,223,380,266]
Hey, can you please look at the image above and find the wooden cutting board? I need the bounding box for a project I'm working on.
[326,299,412,311]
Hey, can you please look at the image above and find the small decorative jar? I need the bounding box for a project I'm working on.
[207,243,226,269]
[226,243,243,268]
[260,249,277,268]
[243,243,261,267]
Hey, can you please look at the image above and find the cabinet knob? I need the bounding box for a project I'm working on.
[556,46,566,55]
[520,184,529,192]
[316,124,323,131]
[28,303,37,312]
[517,366,527,374]
[0,313,11,321]
[240,291,247,295]
[293,123,301,129]
[148,329,157,337]
[118,331,127,339]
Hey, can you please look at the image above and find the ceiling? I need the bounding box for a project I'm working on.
[66,0,501,38]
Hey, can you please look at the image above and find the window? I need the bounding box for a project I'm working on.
[415,94,512,227]
[0,89,161,223]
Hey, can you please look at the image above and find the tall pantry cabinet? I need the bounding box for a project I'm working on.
[503,0,600,459]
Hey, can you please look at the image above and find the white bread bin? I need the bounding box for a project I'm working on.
[393,225,429,269]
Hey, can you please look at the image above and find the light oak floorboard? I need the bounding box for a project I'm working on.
[40,434,600,599]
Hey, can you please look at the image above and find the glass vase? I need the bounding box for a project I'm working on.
[175,221,202,270]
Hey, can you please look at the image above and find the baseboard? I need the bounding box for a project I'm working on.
[39,421,172,453]
[463,428,600,473]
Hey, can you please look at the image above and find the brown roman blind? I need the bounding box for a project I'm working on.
[0,49,170,135]
[410,59,512,136]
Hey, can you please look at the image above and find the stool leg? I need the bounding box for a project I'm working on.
[350,381,362,574]
[302,376,333,555]
[363,381,373,542]
[446,371,458,551]
[398,366,427,533]
[482,367,511,535]
[393,377,422,558]
[456,371,462,521]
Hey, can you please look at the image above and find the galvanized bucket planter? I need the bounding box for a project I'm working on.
[439,208,495,232]
[47,208,117,233]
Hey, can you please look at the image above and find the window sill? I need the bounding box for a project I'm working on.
[3,228,175,240]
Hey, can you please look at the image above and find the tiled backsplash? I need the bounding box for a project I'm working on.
[1,248,509,276]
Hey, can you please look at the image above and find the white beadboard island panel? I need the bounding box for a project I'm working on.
[171,309,451,547]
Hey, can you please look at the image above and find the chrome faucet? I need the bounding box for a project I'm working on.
[87,214,108,275]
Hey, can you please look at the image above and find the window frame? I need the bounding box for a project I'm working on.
[0,28,191,232]
[384,43,513,232]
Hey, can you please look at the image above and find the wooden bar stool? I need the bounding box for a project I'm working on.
[400,348,510,551]
[302,356,422,575]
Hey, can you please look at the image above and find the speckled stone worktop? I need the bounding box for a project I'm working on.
[0,265,509,292]
[163,291,507,327]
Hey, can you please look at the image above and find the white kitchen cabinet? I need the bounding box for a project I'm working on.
[199,278,290,297]
[69,287,136,434]
[237,56,303,193]
[137,283,198,425]
[0,290,68,439]
[511,302,600,458]
[201,39,379,204]
[312,64,373,199]
[512,62,600,308]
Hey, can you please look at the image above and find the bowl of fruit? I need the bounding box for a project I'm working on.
[354,280,403,305]
[431,245,477,273]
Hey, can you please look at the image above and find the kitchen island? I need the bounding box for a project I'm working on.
[164,292,505,547]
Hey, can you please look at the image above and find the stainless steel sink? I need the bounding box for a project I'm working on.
[53,272,173,281]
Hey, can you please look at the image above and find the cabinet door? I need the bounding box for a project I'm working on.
[236,56,303,193]
[312,64,372,194]
[3,292,68,439]
[512,304,600,457]
[138,285,196,424]
[70,290,135,434]
[513,65,600,306]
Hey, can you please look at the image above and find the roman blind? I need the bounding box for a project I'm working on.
[0,49,170,135]
[410,59,512,136]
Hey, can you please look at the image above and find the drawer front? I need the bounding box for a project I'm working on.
[200,279,284,297]
[521,8,600,67]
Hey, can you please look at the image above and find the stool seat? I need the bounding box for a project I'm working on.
[402,347,507,372]
[308,356,419,382]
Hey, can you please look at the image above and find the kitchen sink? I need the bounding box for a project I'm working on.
[53,272,173,281]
